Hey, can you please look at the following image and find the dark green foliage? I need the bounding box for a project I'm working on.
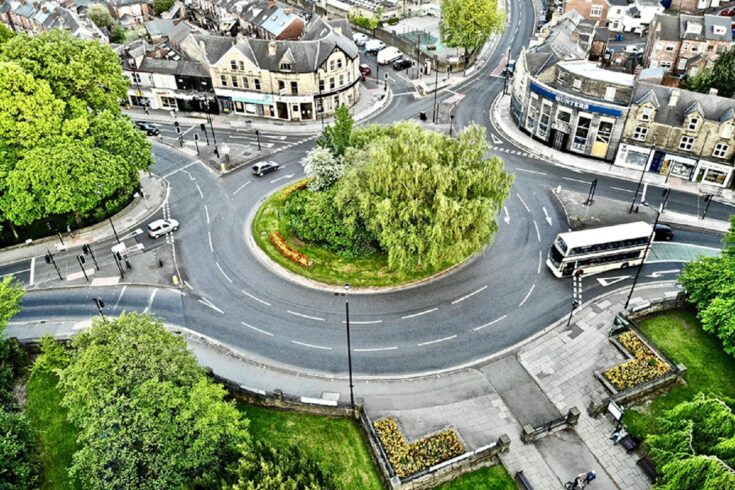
[316,105,353,158]
[0,338,28,412]
[226,441,337,489]
[683,48,735,98]
[0,24,13,44]
[283,188,376,258]
[153,0,175,14]
[0,408,41,490]
[349,15,378,31]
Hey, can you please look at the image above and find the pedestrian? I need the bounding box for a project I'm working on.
[584,469,597,484]
[611,428,627,445]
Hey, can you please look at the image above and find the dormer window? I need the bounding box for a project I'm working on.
[640,108,653,121]
[722,124,733,138]
[687,117,700,132]
[280,63,292,71]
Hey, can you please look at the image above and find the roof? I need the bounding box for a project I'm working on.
[168,21,192,44]
[259,6,300,37]
[144,18,175,37]
[525,11,592,75]
[560,60,635,86]
[632,82,735,126]
[557,222,652,249]
[654,13,733,42]
[634,87,660,108]
[138,57,210,77]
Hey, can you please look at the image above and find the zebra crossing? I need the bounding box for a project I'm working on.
[490,146,532,158]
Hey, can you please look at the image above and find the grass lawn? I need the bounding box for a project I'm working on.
[24,369,79,490]
[436,465,517,490]
[251,183,469,288]
[240,403,382,490]
[624,308,735,438]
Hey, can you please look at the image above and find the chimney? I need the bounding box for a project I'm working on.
[32,1,39,9]
[198,40,206,55]
[709,88,719,96]
[668,89,680,107]
[268,40,277,56]
[333,25,342,35]
[41,5,48,12]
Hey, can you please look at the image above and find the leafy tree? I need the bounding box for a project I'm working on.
[440,0,505,56]
[0,277,23,337]
[58,313,250,489]
[0,24,14,44]
[317,105,354,158]
[335,123,513,272]
[226,441,337,490]
[699,291,735,356]
[684,48,735,98]
[0,409,40,489]
[300,147,342,191]
[87,3,113,28]
[153,0,175,15]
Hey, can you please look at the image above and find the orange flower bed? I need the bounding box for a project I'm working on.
[269,232,312,268]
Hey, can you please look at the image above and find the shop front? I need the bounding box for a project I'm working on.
[660,153,697,181]
[215,89,275,118]
[694,160,734,188]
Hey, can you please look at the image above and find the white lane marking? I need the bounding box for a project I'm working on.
[198,297,224,314]
[204,205,210,224]
[452,285,488,305]
[473,314,508,331]
[401,307,439,319]
[242,290,271,306]
[533,220,541,242]
[143,289,157,313]
[208,231,214,252]
[516,168,547,176]
[162,161,197,178]
[216,262,233,283]
[241,321,273,336]
[355,346,398,352]
[417,335,457,347]
[519,284,536,307]
[503,206,510,225]
[610,186,634,193]
[113,285,127,311]
[491,133,503,145]
[195,183,204,199]
[542,207,552,226]
[29,257,35,285]
[184,280,193,290]
[181,124,195,136]
[182,169,195,181]
[290,340,332,350]
[287,310,325,321]
[516,193,531,213]
[562,176,590,184]
[597,275,630,287]
[646,269,680,278]
[270,173,295,184]
[1,268,30,279]
[232,181,251,196]
[538,249,543,274]
[342,320,383,324]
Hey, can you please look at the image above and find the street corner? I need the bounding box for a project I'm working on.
[552,187,659,231]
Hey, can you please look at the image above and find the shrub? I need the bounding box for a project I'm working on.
[269,232,313,267]
[603,331,671,391]
[0,409,40,490]
[373,417,465,478]
[350,15,378,31]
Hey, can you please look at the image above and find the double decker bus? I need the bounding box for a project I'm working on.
[546,222,653,278]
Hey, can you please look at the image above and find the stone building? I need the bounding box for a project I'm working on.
[0,0,105,38]
[615,82,735,188]
[643,13,732,76]
[107,0,152,26]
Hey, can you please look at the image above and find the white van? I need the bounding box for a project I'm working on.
[421,3,440,16]
[377,46,402,65]
[364,39,385,54]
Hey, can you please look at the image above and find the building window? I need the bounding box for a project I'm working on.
[590,5,602,17]
[220,74,227,86]
[161,96,176,109]
[691,45,699,52]
[243,78,249,89]
[319,79,325,92]
[337,59,343,69]
[238,61,245,71]
[665,45,674,52]
[291,81,298,95]
[254,79,261,90]
[231,76,238,88]
[659,61,672,69]
[722,125,733,138]
[596,120,613,146]
[604,87,616,101]
[679,135,695,151]
[329,77,335,89]
[525,97,539,131]
[230,60,237,70]
[556,109,572,125]
[339,74,344,86]
[330,60,336,71]
[573,78,582,89]
[687,117,699,132]
[573,115,592,151]
[334,95,340,108]
[278,80,285,92]
[633,126,648,141]
[131,73,141,83]
[280,63,292,71]
[537,103,552,138]
[713,142,729,158]
[640,108,653,121]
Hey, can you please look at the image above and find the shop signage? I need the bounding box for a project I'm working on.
[530,82,623,117]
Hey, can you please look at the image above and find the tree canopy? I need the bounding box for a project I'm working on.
[0,408,40,490]
[87,4,114,28]
[317,105,354,158]
[440,0,505,55]
[153,0,175,15]
[0,277,23,337]
[684,48,735,98]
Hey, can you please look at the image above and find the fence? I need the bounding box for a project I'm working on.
[521,407,581,443]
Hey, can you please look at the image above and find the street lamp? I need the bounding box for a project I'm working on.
[336,284,355,410]
[624,202,663,310]
[197,97,219,158]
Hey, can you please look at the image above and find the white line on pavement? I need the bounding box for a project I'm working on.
[204,205,210,224]
[290,340,332,350]
[241,321,274,337]
[232,181,251,196]
[198,298,224,314]
[29,257,35,285]
[162,161,197,178]
[195,183,204,199]
[144,289,157,313]
[181,125,195,136]
[182,169,195,181]
[518,284,536,307]
[473,315,508,331]
[1,268,30,279]
[287,310,325,321]
[538,249,543,274]
[417,335,457,347]
[452,285,488,305]
[342,320,382,324]
[113,285,127,311]
[610,186,634,193]
[516,193,531,213]
[401,307,438,319]
[533,220,541,241]
[208,231,214,252]
[216,262,233,283]
[242,289,271,306]
[516,168,547,176]
[355,346,398,352]
[562,176,590,184]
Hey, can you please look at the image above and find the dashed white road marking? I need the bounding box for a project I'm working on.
[195,183,204,199]
[417,335,457,347]
[198,297,224,314]
[113,285,127,311]
[29,257,35,285]
[516,193,531,213]
[519,284,536,307]
[516,168,547,176]
[452,285,488,305]
[144,289,157,313]
[538,249,543,274]
[401,307,438,319]
[533,220,541,242]
[610,186,634,193]
[473,314,508,331]
[355,346,398,352]
[342,320,382,324]
[232,181,251,196]
[242,289,271,306]
[162,161,197,178]
[208,231,214,252]
[241,321,273,336]
[287,310,325,321]
[216,262,233,283]
[204,205,210,224]
[290,340,332,350]
[562,176,590,184]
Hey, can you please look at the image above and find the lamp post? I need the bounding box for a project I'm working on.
[432,55,439,124]
[198,97,219,158]
[629,137,656,213]
[336,284,355,410]
[624,202,663,310]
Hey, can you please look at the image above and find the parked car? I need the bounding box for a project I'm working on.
[624,45,643,54]
[359,64,372,77]
[353,33,368,46]
[364,39,385,54]
[719,7,735,16]
[393,58,413,71]
[377,46,402,65]
[252,160,279,176]
[147,218,179,238]
[653,224,674,241]
[135,121,160,136]
[421,3,440,16]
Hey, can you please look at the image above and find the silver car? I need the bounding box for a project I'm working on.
[147,218,179,238]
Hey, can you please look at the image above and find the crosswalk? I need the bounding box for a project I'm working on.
[490,145,532,158]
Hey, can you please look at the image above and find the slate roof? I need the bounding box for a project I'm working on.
[168,21,192,44]
[138,57,210,77]
[525,11,591,75]
[144,18,175,37]
[654,13,733,42]
[633,82,735,126]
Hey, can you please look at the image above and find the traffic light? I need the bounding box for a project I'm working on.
[78,254,86,264]
[44,253,51,264]
[115,251,123,261]
[200,123,206,131]
[82,244,90,255]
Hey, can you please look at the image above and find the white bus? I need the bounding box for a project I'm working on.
[546,222,653,278]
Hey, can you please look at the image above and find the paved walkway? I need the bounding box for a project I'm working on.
[491,93,735,205]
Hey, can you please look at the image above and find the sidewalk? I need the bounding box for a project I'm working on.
[491,93,735,205]
[0,172,167,267]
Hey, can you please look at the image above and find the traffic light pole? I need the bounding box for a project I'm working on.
[83,244,100,271]
[45,250,63,281]
[76,255,89,281]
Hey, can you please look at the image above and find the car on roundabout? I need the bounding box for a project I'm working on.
[135,121,160,136]
[147,218,179,238]
[252,160,280,176]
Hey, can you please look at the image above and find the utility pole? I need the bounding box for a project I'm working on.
[82,244,100,271]
[44,250,63,281]
[432,55,439,124]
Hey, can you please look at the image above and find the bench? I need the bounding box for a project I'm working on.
[515,470,534,489]
[620,434,638,453]
[637,457,657,483]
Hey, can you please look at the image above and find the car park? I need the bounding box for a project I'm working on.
[353,33,368,46]
[393,58,413,71]
[252,160,279,176]
[147,218,179,238]
[653,224,674,241]
[364,39,385,54]
[135,121,160,136]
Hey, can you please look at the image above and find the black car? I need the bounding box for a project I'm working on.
[252,160,279,176]
[653,224,674,241]
[135,121,160,136]
[393,58,413,71]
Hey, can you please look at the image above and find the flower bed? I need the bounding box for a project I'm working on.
[373,417,465,478]
[603,331,671,391]
[278,179,309,201]
[269,232,312,267]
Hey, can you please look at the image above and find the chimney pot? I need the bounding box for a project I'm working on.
[709,88,719,96]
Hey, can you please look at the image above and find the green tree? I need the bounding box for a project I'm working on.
[153,0,175,14]
[699,291,735,356]
[440,0,504,56]
[0,409,40,490]
[317,105,354,158]
[335,123,513,272]
[58,313,250,489]
[87,3,113,28]
[0,277,23,336]
[0,24,14,44]
[683,48,735,98]
[300,147,342,191]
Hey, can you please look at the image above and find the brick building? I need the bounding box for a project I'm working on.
[563,0,610,27]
